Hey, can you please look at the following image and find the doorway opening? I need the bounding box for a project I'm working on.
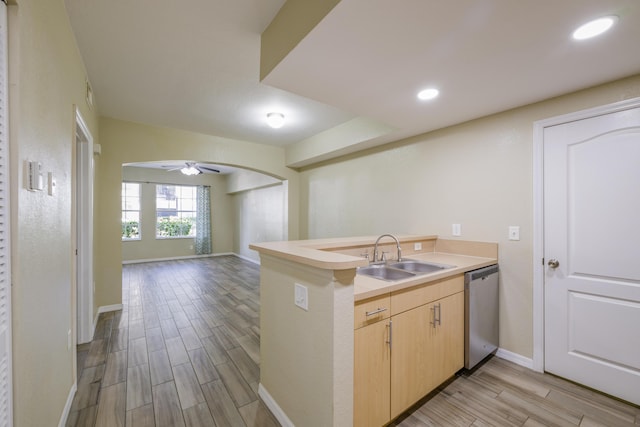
[75,109,95,345]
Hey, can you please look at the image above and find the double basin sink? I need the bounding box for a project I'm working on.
[357,260,455,282]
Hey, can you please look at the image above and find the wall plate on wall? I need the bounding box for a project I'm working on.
[27,161,44,191]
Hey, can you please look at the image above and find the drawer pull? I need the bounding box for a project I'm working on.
[365,307,387,317]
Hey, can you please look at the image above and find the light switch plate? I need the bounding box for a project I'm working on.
[452,224,461,236]
[509,226,520,241]
[294,283,308,311]
[414,242,422,251]
[48,172,56,196]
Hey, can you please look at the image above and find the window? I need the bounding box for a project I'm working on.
[156,185,196,238]
[122,182,141,240]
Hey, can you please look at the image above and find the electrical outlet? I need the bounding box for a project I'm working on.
[414,242,422,251]
[452,224,461,236]
[509,226,520,241]
[294,283,308,311]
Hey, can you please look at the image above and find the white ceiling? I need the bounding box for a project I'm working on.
[63,0,355,147]
[65,0,640,153]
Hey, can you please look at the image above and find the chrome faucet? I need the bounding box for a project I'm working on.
[373,234,402,263]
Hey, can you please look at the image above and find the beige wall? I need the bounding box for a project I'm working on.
[233,182,287,262]
[121,166,233,262]
[95,117,299,310]
[299,75,640,359]
[8,0,100,424]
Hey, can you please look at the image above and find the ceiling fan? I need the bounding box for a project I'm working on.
[164,162,220,176]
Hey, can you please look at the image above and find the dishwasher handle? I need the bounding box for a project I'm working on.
[465,264,499,284]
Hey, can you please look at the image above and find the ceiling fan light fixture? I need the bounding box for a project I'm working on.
[266,112,285,129]
[181,166,201,176]
[572,15,618,40]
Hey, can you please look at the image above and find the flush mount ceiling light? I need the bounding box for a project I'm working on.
[417,88,439,101]
[266,112,285,129]
[572,15,618,40]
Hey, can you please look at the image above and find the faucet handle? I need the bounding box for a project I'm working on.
[381,251,388,262]
[360,252,369,261]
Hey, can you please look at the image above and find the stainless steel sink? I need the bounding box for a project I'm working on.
[388,260,455,274]
[357,260,456,281]
[356,265,415,281]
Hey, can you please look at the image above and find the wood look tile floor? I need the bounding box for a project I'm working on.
[68,256,277,427]
[67,256,640,427]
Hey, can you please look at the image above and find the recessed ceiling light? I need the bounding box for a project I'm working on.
[572,15,617,40]
[266,112,285,129]
[417,88,439,101]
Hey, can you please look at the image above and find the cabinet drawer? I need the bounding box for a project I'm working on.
[354,294,391,329]
[390,274,463,316]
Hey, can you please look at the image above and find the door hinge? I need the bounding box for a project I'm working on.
[75,249,78,255]
[542,257,545,265]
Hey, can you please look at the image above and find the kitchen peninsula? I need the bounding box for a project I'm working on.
[250,235,498,427]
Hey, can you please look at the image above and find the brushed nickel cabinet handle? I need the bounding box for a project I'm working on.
[365,307,387,317]
[430,303,442,328]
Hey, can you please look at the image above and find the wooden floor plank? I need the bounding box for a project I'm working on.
[227,346,259,385]
[125,404,155,427]
[238,400,279,427]
[126,364,152,410]
[188,347,219,385]
[149,349,174,386]
[102,350,127,388]
[95,383,126,427]
[178,326,202,351]
[215,361,257,407]
[165,336,190,366]
[201,380,246,427]
[183,402,216,427]
[127,337,148,367]
[152,381,186,427]
[66,404,97,427]
[172,363,206,410]
[84,339,109,368]
[72,365,105,411]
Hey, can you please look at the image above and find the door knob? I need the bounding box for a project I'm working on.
[548,259,560,269]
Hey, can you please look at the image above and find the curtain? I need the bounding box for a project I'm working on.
[195,185,212,255]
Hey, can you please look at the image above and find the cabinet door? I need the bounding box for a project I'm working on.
[390,291,465,418]
[390,303,432,418]
[428,291,464,390]
[354,320,391,427]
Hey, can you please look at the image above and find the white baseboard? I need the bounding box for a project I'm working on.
[496,347,534,370]
[98,304,124,314]
[121,252,257,265]
[58,382,77,427]
[258,383,294,427]
[233,253,260,265]
[122,252,233,265]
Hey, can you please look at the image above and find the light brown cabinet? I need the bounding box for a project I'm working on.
[354,319,391,426]
[354,275,464,426]
[390,291,464,418]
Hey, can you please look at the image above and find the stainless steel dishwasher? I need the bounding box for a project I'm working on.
[464,264,499,369]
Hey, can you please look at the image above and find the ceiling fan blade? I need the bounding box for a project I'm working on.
[198,166,220,173]
[165,166,183,171]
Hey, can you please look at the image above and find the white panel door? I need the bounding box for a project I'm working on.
[544,104,640,405]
